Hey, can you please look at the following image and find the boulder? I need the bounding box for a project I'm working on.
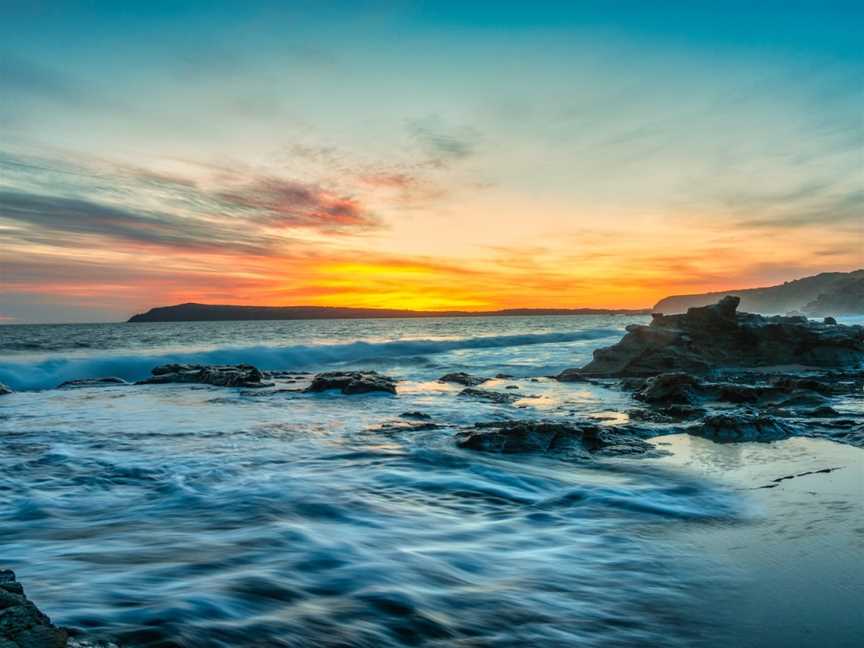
[57,377,129,389]
[0,383,12,396]
[692,414,794,442]
[306,371,397,395]
[438,372,489,386]
[571,297,864,377]
[0,570,68,648]
[138,364,268,388]
[456,420,652,458]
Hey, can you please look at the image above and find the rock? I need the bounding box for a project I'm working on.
[555,368,595,382]
[438,372,489,386]
[824,316,837,325]
[400,411,432,420]
[458,388,520,404]
[455,420,652,458]
[139,364,269,388]
[57,377,129,389]
[0,570,68,648]
[0,383,12,396]
[571,297,864,377]
[635,372,702,404]
[306,371,397,395]
[495,373,514,379]
[692,414,794,443]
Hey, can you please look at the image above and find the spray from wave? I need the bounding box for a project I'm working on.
[0,329,619,391]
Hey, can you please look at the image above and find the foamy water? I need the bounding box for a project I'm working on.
[1,316,750,646]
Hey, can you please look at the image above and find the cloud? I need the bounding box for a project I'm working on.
[408,116,481,167]
[217,178,378,231]
[0,189,275,254]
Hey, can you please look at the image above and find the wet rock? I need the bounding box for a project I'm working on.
[438,372,489,387]
[635,372,702,404]
[139,364,269,388]
[572,296,864,377]
[824,316,837,325]
[58,377,129,389]
[555,368,595,383]
[306,371,397,395]
[458,388,520,404]
[495,373,514,379]
[400,411,432,420]
[0,383,12,396]
[0,570,68,648]
[692,414,794,443]
[456,420,653,458]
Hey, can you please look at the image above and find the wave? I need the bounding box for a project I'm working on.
[0,328,619,391]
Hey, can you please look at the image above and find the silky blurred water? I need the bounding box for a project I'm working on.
[0,316,749,647]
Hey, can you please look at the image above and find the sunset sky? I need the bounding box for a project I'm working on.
[1,1,862,323]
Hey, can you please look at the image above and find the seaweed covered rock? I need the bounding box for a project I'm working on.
[571,296,864,377]
[138,364,268,388]
[692,414,794,443]
[458,388,520,404]
[0,570,68,648]
[306,371,397,395]
[456,420,652,458]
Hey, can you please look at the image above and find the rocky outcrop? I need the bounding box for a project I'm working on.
[138,364,269,388]
[58,377,129,389]
[438,372,488,386]
[456,420,652,458]
[305,371,397,395]
[691,414,794,443]
[0,383,12,396]
[572,296,864,377]
[0,570,67,648]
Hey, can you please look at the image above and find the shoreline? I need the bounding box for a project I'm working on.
[647,434,864,648]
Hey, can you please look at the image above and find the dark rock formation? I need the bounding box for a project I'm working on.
[456,420,652,458]
[58,377,129,389]
[438,372,489,386]
[138,364,269,388]
[572,296,864,377]
[692,414,794,442]
[458,388,520,404]
[0,570,67,648]
[306,371,397,395]
[0,383,12,396]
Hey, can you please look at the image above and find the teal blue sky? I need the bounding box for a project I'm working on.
[0,2,861,322]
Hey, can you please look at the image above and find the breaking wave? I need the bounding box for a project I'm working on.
[0,328,618,391]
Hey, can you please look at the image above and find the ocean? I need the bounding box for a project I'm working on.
[0,316,858,647]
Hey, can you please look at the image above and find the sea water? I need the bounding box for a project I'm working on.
[0,316,745,647]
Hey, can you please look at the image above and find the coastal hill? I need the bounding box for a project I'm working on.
[653,269,864,316]
[128,304,650,323]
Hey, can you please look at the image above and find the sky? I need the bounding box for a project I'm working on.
[0,1,862,323]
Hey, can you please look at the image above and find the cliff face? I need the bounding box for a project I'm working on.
[653,270,864,316]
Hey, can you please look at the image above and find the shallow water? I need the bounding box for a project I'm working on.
[0,316,854,646]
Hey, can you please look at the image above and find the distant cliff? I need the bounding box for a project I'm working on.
[654,270,864,316]
[128,303,651,322]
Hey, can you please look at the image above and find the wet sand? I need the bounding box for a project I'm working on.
[650,435,864,648]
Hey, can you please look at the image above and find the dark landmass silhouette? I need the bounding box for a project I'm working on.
[128,303,651,322]
[654,269,864,316]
